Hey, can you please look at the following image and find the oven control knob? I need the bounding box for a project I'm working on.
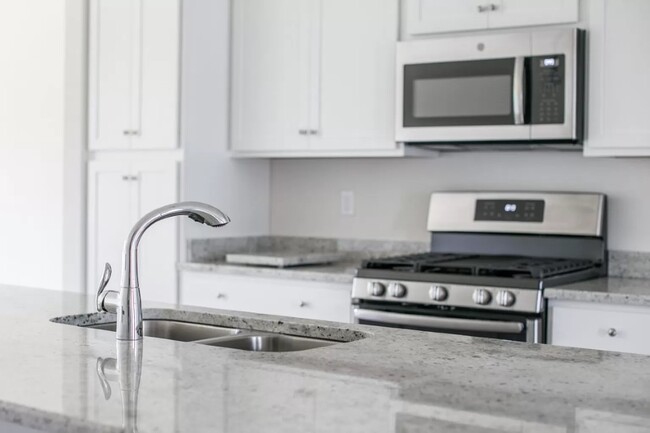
[472,289,492,305]
[388,282,407,298]
[496,290,516,307]
[367,281,386,297]
[429,285,448,302]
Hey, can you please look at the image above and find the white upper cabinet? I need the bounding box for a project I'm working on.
[231,0,403,157]
[584,0,650,156]
[89,0,180,151]
[406,0,488,34]
[405,0,579,35]
[316,0,398,152]
[230,0,309,153]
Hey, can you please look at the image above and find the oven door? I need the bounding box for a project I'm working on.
[353,305,543,343]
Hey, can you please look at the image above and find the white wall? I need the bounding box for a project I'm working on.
[0,0,85,291]
[270,152,650,252]
[181,0,270,241]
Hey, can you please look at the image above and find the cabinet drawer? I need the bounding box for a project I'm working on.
[181,271,352,323]
[549,301,650,355]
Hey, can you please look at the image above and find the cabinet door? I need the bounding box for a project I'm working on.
[584,0,650,156]
[405,0,488,35]
[488,0,579,29]
[131,0,180,150]
[313,0,399,152]
[548,301,650,356]
[230,0,311,153]
[133,160,179,304]
[87,161,134,295]
[182,272,352,323]
[88,0,134,150]
[89,0,179,151]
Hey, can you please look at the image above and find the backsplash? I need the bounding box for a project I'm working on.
[270,152,650,253]
[187,236,428,263]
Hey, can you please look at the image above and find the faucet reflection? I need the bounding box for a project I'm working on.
[96,341,143,433]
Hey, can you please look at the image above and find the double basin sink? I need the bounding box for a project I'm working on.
[85,319,337,352]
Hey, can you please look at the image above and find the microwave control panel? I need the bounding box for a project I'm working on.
[529,55,565,125]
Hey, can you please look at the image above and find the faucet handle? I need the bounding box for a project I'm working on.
[96,263,112,312]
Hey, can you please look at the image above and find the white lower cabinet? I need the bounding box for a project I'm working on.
[88,158,179,304]
[181,271,352,323]
[548,300,650,355]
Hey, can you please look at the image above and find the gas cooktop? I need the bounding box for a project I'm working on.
[359,252,601,286]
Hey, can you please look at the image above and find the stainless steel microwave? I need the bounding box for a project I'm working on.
[396,29,585,148]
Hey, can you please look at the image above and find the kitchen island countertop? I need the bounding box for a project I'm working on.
[2,284,650,433]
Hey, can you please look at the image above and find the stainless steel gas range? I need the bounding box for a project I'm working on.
[352,192,607,343]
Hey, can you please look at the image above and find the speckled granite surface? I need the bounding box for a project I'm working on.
[187,236,429,263]
[183,236,427,285]
[609,250,650,279]
[178,261,358,284]
[545,277,650,306]
[186,237,650,293]
[2,285,650,432]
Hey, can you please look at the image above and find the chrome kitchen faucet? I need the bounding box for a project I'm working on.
[96,202,230,341]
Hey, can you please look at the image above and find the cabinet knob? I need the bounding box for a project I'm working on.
[308,130,319,135]
[299,301,308,308]
[216,293,227,300]
[607,328,617,337]
[123,130,131,136]
[298,129,309,135]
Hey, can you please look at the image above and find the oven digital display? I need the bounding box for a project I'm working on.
[474,199,545,222]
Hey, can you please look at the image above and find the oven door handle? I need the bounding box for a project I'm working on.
[353,309,525,334]
[513,56,526,125]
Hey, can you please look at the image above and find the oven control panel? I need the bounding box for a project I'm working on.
[474,199,545,223]
[352,278,543,314]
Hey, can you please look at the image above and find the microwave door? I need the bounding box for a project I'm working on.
[397,57,530,143]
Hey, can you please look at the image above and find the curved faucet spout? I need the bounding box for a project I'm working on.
[112,202,230,341]
[121,202,230,290]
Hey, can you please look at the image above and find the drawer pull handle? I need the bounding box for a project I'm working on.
[216,293,227,300]
[607,328,617,337]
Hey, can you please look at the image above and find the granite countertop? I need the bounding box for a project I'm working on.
[2,285,650,432]
[178,260,358,285]
[545,277,650,306]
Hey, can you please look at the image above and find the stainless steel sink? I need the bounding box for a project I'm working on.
[195,334,336,352]
[82,319,337,351]
[85,319,242,342]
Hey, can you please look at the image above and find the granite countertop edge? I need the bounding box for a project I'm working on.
[178,261,358,285]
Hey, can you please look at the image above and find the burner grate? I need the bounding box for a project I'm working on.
[421,257,597,279]
[363,253,599,280]
[362,253,473,272]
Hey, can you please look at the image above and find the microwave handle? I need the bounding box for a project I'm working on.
[513,56,525,125]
